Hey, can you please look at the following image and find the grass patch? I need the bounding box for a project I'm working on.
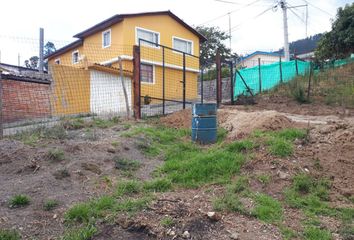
[53,168,71,180]
[62,118,86,130]
[43,199,59,211]
[65,203,91,223]
[114,157,141,171]
[61,225,97,240]
[13,125,69,145]
[252,193,283,223]
[143,178,172,192]
[257,174,271,185]
[115,197,151,213]
[116,180,142,197]
[303,226,332,240]
[47,148,65,162]
[9,194,30,208]
[267,138,294,157]
[0,229,21,240]
[225,140,255,153]
[160,216,175,227]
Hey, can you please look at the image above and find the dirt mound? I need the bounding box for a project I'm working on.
[160,109,192,129]
[218,109,293,139]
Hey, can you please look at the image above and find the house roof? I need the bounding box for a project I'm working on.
[239,51,284,62]
[0,72,51,84]
[73,10,207,42]
[45,39,83,60]
[0,62,48,73]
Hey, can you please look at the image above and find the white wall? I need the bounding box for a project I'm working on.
[90,70,132,115]
[241,54,285,68]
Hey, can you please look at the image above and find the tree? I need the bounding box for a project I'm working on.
[196,26,237,69]
[23,41,56,70]
[315,3,354,61]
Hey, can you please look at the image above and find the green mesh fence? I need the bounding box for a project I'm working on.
[234,60,311,97]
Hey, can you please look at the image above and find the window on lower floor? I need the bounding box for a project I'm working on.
[141,64,154,83]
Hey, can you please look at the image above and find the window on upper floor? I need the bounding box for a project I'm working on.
[140,63,154,84]
[136,27,159,47]
[173,37,193,54]
[72,50,79,64]
[54,58,61,64]
[102,29,111,48]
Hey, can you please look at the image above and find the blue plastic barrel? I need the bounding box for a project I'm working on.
[191,103,217,144]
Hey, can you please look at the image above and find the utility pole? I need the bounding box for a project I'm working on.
[228,12,232,53]
[280,0,290,61]
[39,28,44,74]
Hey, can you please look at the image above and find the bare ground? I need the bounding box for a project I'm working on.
[1,99,354,239]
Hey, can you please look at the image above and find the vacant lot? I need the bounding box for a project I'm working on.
[0,100,353,240]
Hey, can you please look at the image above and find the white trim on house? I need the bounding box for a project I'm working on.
[135,26,160,49]
[54,58,61,64]
[100,55,199,73]
[140,63,155,85]
[102,29,111,48]
[72,50,79,64]
[172,36,193,55]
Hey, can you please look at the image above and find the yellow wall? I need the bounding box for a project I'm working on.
[49,45,84,67]
[50,65,90,115]
[48,13,201,103]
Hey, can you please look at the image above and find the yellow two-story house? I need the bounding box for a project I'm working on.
[46,11,206,116]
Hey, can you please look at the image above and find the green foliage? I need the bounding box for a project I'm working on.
[61,225,97,240]
[252,193,283,223]
[225,140,255,153]
[257,174,271,185]
[114,157,141,171]
[116,180,142,197]
[143,178,172,192]
[47,148,65,162]
[62,118,86,130]
[213,192,244,213]
[9,194,30,208]
[279,226,298,240]
[13,125,69,145]
[0,229,21,240]
[303,226,332,240]
[315,3,354,61]
[115,197,150,213]
[268,138,294,157]
[65,203,91,222]
[292,86,308,104]
[160,216,175,227]
[43,199,59,211]
[227,176,249,194]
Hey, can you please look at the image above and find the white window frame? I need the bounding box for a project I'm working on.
[140,63,155,84]
[172,36,193,55]
[135,27,160,49]
[102,29,111,48]
[54,58,61,64]
[72,50,79,64]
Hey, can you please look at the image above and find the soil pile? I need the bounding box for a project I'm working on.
[160,109,192,129]
[218,109,293,139]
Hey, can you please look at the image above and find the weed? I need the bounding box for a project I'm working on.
[115,197,151,213]
[293,174,312,194]
[111,141,119,147]
[272,128,306,141]
[9,194,30,208]
[116,180,142,197]
[313,158,323,171]
[160,216,174,227]
[143,178,172,192]
[217,128,228,142]
[13,125,69,145]
[47,148,65,162]
[279,226,298,240]
[62,118,86,130]
[292,86,309,104]
[90,196,116,217]
[43,199,59,211]
[91,117,119,129]
[252,193,283,223]
[227,177,249,194]
[65,203,91,223]
[61,225,97,240]
[114,157,141,171]
[303,226,331,240]
[339,225,354,240]
[225,140,254,153]
[84,129,98,141]
[0,229,21,240]
[213,192,245,213]
[257,174,271,185]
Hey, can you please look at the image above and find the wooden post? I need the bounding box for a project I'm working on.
[258,58,262,93]
[0,70,3,139]
[279,55,283,83]
[230,61,234,105]
[216,50,222,107]
[133,45,141,120]
[307,62,313,102]
[118,57,130,119]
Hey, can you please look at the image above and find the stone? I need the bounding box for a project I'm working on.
[107,147,116,153]
[207,211,221,221]
[278,171,290,180]
[230,232,239,239]
[182,230,190,239]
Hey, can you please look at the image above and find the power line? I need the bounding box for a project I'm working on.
[302,0,333,17]
[198,0,264,25]
[214,0,244,5]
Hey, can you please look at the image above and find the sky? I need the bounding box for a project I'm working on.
[0,0,352,65]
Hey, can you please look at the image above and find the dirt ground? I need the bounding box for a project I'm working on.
[1,97,353,239]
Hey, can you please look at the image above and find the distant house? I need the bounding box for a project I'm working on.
[237,51,284,68]
[296,51,315,61]
[46,10,206,116]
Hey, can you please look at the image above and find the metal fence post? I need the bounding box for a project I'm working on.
[295,58,299,76]
[162,47,165,115]
[216,50,221,107]
[0,70,3,139]
[307,62,313,101]
[201,68,204,104]
[133,45,141,119]
[230,61,234,105]
[279,55,283,83]
[182,53,186,109]
[258,58,262,93]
